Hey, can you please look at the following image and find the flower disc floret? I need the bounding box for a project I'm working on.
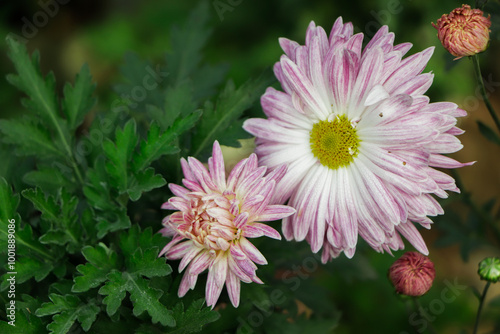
[310,114,360,169]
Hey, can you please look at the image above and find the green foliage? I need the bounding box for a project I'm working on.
[168,299,221,334]
[36,294,100,333]
[190,72,274,158]
[0,2,255,330]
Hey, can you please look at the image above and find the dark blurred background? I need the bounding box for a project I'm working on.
[1,0,499,333]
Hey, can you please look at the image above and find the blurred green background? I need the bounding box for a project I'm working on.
[1,0,499,333]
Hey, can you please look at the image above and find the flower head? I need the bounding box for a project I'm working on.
[243,18,472,262]
[388,251,435,296]
[159,141,295,308]
[478,257,500,283]
[432,4,491,59]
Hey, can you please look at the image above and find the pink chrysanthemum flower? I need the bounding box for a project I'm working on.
[243,18,473,262]
[432,4,491,59]
[159,141,295,308]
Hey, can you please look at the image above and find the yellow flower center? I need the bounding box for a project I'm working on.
[309,114,360,169]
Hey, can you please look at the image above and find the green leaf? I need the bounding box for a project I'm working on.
[23,166,74,194]
[128,276,175,327]
[98,226,173,326]
[119,226,166,258]
[152,83,197,130]
[132,122,179,172]
[72,243,119,293]
[132,110,201,173]
[61,63,96,131]
[169,299,220,334]
[166,1,212,86]
[21,188,59,223]
[0,177,20,243]
[36,294,100,333]
[98,271,127,317]
[84,156,116,212]
[0,256,54,290]
[0,118,63,159]
[129,247,172,278]
[190,72,274,158]
[0,295,46,334]
[22,188,81,252]
[127,168,166,201]
[5,36,73,161]
[0,178,55,266]
[99,271,175,327]
[477,120,500,145]
[6,37,59,128]
[95,207,131,239]
[103,119,138,192]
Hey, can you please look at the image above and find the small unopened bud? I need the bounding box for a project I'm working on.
[432,4,491,59]
[388,252,436,296]
[478,257,500,283]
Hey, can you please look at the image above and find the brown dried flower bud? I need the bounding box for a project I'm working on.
[388,252,436,296]
[432,4,491,59]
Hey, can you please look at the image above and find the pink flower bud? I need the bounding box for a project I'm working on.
[388,252,436,296]
[432,4,491,59]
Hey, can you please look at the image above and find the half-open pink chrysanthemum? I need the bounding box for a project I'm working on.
[159,141,295,308]
[243,18,473,262]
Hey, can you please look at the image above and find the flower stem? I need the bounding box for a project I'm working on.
[411,297,438,334]
[471,55,500,133]
[473,281,491,334]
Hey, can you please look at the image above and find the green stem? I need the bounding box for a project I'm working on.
[411,297,439,334]
[473,281,491,334]
[471,55,500,134]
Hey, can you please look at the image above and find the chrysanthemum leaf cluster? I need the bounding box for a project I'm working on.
[0,2,267,332]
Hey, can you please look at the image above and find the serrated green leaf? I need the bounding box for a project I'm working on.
[128,168,166,201]
[166,1,211,86]
[36,294,80,317]
[154,83,197,130]
[169,299,220,334]
[132,123,179,172]
[22,188,81,251]
[0,118,63,159]
[98,271,128,317]
[23,166,74,194]
[39,230,73,246]
[190,71,274,158]
[6,37,59,127]
[5,37,74,164]
[62,63,96,131]
[0,179,55,267]
[21,188,59,223]
[103,119,138,192]
[72,243,119,293]
[84,156,116,212]
[36,294,100,334]
[0,295,45,333]
[129,247,172,278]
[0,257,54,290]
[0,177,20,243]
[477,120,500,145]
[128,275,175,327]
[95,208,131,239]
[132,109,201,173]
[119,225,166,258]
